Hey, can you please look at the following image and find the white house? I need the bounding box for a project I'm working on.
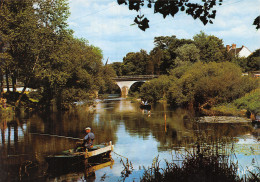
[226,44,252,58]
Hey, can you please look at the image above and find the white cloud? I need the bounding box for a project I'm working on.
[68,0,260,63]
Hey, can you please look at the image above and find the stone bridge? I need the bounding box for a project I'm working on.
[113,75,158,97]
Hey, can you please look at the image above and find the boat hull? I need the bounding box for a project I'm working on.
[140,104,151,110]
[45,142,114,170]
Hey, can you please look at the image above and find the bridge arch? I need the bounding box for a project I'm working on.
[113,75,158,97]
[116,81,145,97]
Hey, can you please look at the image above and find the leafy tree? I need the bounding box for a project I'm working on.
[140,75,170,103]
[0,0,113,110]
[193,31,227,63]
[43,37,104,109]
[117,0,223,31]
[110,62,123,76]
[99,64,117,94]
[0,0,71,107]
[174,43,200,66]
[117,1,258,31]
[122,49,150,75]
[152,36,193,74]
[246,49,260,71]
[230,48,260,72]
[149,47,163,75]
[167,62,258,108]
[231,57,248,72]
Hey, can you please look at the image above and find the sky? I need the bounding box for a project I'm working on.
[67,0,260,64]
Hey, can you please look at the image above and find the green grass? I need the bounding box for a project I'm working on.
[211,104,244,116]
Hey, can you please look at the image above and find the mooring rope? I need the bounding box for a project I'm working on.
[112,151,128,160]
[29,132,83,140]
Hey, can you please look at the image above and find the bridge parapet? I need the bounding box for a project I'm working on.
[113,75,158,81]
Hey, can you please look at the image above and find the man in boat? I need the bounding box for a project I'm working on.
[83,127,95,148]
[75,127,95,151]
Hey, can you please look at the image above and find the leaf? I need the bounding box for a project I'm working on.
[253,16,260,30]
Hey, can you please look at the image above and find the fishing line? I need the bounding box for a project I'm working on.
[29,133,83,141]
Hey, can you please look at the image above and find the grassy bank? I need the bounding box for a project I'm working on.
[209,88,260,119]
[211,104,246,116]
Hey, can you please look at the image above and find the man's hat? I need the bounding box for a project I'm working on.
[85,127,91,130]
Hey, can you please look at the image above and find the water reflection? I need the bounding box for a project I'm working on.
[0,99,259,181]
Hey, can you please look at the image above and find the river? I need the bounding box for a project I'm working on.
[0,97,259,181]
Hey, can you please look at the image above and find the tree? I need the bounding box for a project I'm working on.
[0,0,71,107]
[117,1,259,31]
[45,37,104,109]
[149,47,163,75]
[0,0,113,110]
[99,64,117,94]
[152,36,193,74]
[174,43,200,66]
[140,75,170,103]
[193,31,227,63]
[117,0,223,31]
[247,49,260,71]
[110,62,123,76]
[121,49,150,75]
[167,62,258,108]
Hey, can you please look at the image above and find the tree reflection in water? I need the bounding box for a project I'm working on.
[0,99,258,181]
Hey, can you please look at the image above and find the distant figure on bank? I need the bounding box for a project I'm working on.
[75,127,95,151]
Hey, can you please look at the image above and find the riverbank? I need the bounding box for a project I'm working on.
[197,116,251,123]
[0,91,39,114]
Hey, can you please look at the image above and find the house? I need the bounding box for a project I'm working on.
[226,44,252,58]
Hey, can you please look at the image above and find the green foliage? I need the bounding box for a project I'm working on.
[247,49,260,71]
[117,0,223,31]
[99,65,117,94]
[211,104,242,116]
[231,57,249,72]
[152,36,193,74]
[110,62,123,76]
[0,0,114,110]
[234,88,260,115]
[230,49,260,72]
[60,88,92,110]
[168,62,257,107]
[174,43,200,65]
[119,33,230,76]
[193,31,227,63]
[122,50,150,75]
[140,75,170,103]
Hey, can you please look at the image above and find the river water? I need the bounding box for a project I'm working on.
[0,97,259,181]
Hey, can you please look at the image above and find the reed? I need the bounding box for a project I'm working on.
[140,145,259,182]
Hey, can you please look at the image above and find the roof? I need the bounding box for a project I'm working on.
[227,45,252,57]
[229,47,243,55]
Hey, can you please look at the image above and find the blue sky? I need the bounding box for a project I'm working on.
[67,0,260,64]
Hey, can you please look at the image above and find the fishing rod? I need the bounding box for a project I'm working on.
[29,133,83,141]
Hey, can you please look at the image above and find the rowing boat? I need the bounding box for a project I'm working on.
[45,141,114,167]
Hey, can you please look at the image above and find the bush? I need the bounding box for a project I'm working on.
[167,62,258,107]
[234,88,260,115]
[140,75,170,103]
